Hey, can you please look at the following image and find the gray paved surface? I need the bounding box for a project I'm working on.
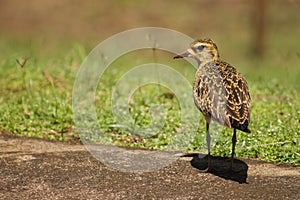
[1,135,299,199]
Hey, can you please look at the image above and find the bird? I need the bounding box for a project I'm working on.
[174,38,251,172]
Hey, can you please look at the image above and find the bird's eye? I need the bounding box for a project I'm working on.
[197,45,205,51]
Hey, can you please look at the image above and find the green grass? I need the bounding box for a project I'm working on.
[0,37,299,166]
[0,38,83,141]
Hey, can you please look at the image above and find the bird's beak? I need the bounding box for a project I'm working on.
[173,49,192,59]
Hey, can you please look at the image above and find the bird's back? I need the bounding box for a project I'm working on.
[193,60,251,133]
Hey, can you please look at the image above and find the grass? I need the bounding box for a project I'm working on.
[0,38,81,141]
[0,37,299,167]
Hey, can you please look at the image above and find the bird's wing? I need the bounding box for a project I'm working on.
[218,61,251,132]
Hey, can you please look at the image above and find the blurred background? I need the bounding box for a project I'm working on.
[1,0,299,59]
[0,0,299,164]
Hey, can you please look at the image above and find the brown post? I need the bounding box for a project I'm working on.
[253,0,267,58]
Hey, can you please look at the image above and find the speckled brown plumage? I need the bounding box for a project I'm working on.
[174,38,251,171]
[193,60,251,133]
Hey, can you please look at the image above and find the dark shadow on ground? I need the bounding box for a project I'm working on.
[181,153,248,184]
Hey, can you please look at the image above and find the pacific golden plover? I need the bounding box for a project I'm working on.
[174,38,251,171]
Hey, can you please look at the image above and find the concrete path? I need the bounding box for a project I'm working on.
[1,135,299,199]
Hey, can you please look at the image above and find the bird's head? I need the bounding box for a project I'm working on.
[174,38,220,64]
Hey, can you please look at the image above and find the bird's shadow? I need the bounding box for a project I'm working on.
[182,153,248,184]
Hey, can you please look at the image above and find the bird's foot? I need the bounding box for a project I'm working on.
[197,167,211,173]
[196,153,211,173]
[197,160,211,173]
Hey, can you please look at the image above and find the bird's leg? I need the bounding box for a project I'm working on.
[206,122,211,170]
[230,128,237,170]
[198,122,211,172]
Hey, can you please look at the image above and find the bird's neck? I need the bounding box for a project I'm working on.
[198,58,218,69]
[197,54,219,67]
